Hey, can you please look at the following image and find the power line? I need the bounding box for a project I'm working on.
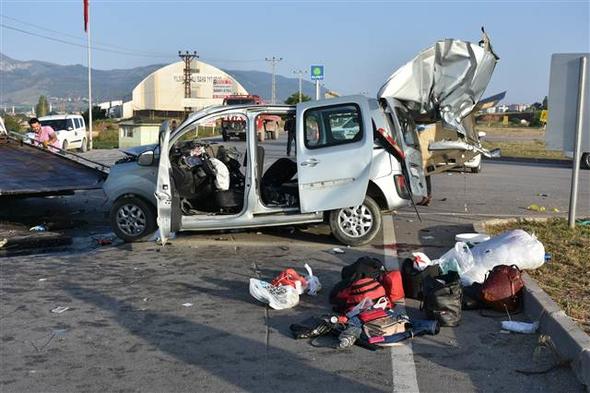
[0,13,170,57]
[0,23,174,58]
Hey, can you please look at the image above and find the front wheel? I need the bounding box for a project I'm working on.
[110,196,157,242]
[329,195,382,247]
[62,140,69,151]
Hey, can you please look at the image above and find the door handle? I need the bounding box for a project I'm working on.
[300,158,320,167]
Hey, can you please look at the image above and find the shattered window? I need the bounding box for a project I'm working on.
[395,108,417,147]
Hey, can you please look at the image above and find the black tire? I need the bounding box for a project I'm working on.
[329,195,382,247]
[110,196,157,242]
[470,163,481,174]
[581,153,590,170]
[79,138,87,152]
[62,140,69,151]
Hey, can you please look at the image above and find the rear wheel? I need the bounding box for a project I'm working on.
[110,196,157,242]
[329,195,382,247]
[79,138,87,152]
[62,140,69,151]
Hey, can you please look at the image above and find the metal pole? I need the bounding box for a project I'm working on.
[568,56,587,228]
[298,74,302,103]
[87,1,93,150]
[315,80,320,100]
[265,57,282,104]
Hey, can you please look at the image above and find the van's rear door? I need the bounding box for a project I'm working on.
[378,36,499,172]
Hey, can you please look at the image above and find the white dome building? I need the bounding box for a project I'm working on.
[122,60,248,118]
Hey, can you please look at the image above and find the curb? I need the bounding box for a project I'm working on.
[483,156,572,167]
[474,218,590,388]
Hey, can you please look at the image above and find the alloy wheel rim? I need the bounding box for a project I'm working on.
[337,205,373,238]
[116,203,146,236]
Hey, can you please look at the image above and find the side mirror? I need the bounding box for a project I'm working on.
[478,131,487,138]
[489,148,501,158]
[137,150,154,166]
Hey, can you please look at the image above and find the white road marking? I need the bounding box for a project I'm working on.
[382,215,420,393]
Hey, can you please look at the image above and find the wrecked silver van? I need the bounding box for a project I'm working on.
[103,36,499,246]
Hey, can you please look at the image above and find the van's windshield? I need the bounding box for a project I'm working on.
[40,119,70,131]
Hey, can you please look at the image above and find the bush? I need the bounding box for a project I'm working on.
[93,128,118,149]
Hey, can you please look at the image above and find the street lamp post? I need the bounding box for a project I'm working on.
[293,70,307,103]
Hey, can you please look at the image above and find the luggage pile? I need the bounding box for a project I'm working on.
[249,229,546,350]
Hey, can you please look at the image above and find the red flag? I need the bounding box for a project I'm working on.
[83,0,89,32]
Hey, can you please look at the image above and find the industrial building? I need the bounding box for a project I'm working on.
[121,60,248,119]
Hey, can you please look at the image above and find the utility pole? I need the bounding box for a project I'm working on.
[265,56,283,104]
[293,70,307,103]
[179,50,199,118]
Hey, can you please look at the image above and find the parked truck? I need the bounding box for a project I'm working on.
[221,95,281,141]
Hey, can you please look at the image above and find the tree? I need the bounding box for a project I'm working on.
[3,114,23,133]
[35,95,49,117]
[284,92,312,105]
[82,106,107,125]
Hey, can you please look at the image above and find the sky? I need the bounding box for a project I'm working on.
[1,0,589,103]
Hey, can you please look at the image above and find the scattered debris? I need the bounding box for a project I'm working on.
[0,239,7,248]
[501,321,539,334]
[94,238,113,246]
[256,232,262,235]
[551,208,560,213]
[421,235,435,240]
[440,198,447,202]
[527,204,546,212]
[38,278,47,282]
[330,247,345,254]
[182,303,193,307]
[50,306,70,314]
[29,225,47,232]
[215,237,229,241]
[279,246,289,251]
[537,193,549,198]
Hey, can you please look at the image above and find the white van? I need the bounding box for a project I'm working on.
[27,114,88,152]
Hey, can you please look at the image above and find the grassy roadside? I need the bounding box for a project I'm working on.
[481,140,566,159]
[477,125,568,160]
[487,218,590,334]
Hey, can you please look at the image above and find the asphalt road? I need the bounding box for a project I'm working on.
[1,144,588,392]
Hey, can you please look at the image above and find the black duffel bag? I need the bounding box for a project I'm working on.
[422,271,463,327]
[401,258,441,300]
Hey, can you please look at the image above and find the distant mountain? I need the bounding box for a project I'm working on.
[0,53,328,107]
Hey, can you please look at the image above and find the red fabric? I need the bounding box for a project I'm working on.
[83,0,89,32]
[358,308,388,323]
[334,278,387,312]
[271,268,307,289]
[381,270,405,303]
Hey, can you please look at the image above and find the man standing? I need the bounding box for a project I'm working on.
[29,117,60,150]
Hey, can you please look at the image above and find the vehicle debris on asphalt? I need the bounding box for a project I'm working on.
[50,306,70,314]
[29,225,47,232]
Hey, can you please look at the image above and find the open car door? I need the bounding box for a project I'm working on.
[378,32,499,174]
[296,96,374,213]
[155,121,174,244]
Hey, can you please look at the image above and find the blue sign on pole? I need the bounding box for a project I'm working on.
[310,65,324,80]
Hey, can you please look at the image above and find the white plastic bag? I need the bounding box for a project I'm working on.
[411,252,435,272]
[304,264,322,296]
[461,229,546,285]
[249,278,299,310]
[433,242,474,275]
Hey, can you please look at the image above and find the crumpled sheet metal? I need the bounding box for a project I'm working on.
[378,39,498,136]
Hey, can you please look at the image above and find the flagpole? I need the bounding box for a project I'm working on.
[86,1,93,150]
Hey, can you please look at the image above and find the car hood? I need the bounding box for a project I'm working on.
[378,32,499,136]
[121,144,158,157]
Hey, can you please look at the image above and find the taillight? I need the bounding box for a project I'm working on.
[394,175,410,200]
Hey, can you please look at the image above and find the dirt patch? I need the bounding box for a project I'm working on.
[482,140,566,159]
[477,125,545,138]
[486,218,590,334]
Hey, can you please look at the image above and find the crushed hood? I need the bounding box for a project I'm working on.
[378,32,499,136]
